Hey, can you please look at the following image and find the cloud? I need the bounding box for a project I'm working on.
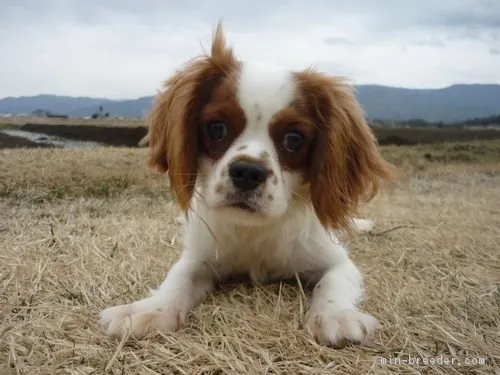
[324,37,354,46]
[430,2,500,29]
[1,0,499,98]
[412,39,446,48]
[490,47,500,55]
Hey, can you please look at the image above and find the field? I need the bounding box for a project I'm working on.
[1,140,499,374]
[0,116,144,128]
[1,115,500,149]
[373,126,500,145]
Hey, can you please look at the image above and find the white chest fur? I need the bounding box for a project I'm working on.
[182,203,348,284]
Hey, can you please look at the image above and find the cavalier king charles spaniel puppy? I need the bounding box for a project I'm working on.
[100,23,393,347]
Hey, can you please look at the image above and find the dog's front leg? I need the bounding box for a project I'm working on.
[304,258,378,347]
[100,256,216,340]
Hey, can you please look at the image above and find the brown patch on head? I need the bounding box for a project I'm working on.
[268,105,317,180]
[146,22,244,211]
[200,77,246,161]
[215,183,224,194]
[291,68,395,232]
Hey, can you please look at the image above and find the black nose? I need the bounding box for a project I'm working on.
[229,160,268,191]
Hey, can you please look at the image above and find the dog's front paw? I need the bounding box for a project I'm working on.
[100,303,183,340]
[304,307,378,347]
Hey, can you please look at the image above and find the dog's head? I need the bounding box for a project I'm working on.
[147,23,393,230]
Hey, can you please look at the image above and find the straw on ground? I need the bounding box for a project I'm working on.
[1,141,499,374]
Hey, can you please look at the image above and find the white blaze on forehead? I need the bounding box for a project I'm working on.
[237,62,295,129]
[234,62,296,157]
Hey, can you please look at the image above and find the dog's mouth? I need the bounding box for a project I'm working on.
[229,201,256,212]
[219,191,261,214]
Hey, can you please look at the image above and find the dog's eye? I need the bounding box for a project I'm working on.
[283,131,305,152]
[207,121,227,142]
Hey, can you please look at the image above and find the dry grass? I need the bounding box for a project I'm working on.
[1,141,499,374]
[0,148,169,202]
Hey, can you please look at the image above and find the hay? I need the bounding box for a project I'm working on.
[1,143,499,374]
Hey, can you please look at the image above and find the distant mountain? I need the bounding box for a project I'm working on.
[356,84,500,123]
[0,95,116,117]
[71,96,154,118]
[0,94,153,119]
[1,84,499,123]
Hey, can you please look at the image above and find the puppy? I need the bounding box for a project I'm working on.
[100,23,393,347]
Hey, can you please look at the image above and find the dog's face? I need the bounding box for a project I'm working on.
[196,65,314,225]
[147,25,393,230]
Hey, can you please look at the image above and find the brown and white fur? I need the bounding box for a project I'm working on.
[100,23,393,347]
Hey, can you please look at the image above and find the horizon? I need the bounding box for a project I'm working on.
[2,1,500,99]
[2,82,500,102]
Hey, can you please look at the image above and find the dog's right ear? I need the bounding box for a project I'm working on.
[146,22,239,210]
[294,69,394,232]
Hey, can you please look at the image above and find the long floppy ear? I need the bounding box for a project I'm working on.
[146,23,238,210]
[294,69,394,231]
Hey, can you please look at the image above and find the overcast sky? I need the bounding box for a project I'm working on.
[1,0,499,99]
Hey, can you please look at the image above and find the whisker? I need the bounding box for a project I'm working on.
[182,192,223,261]
[292,192,307,201]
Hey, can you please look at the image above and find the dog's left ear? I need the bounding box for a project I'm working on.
[294,69,394,231]
[146,22,238,210]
